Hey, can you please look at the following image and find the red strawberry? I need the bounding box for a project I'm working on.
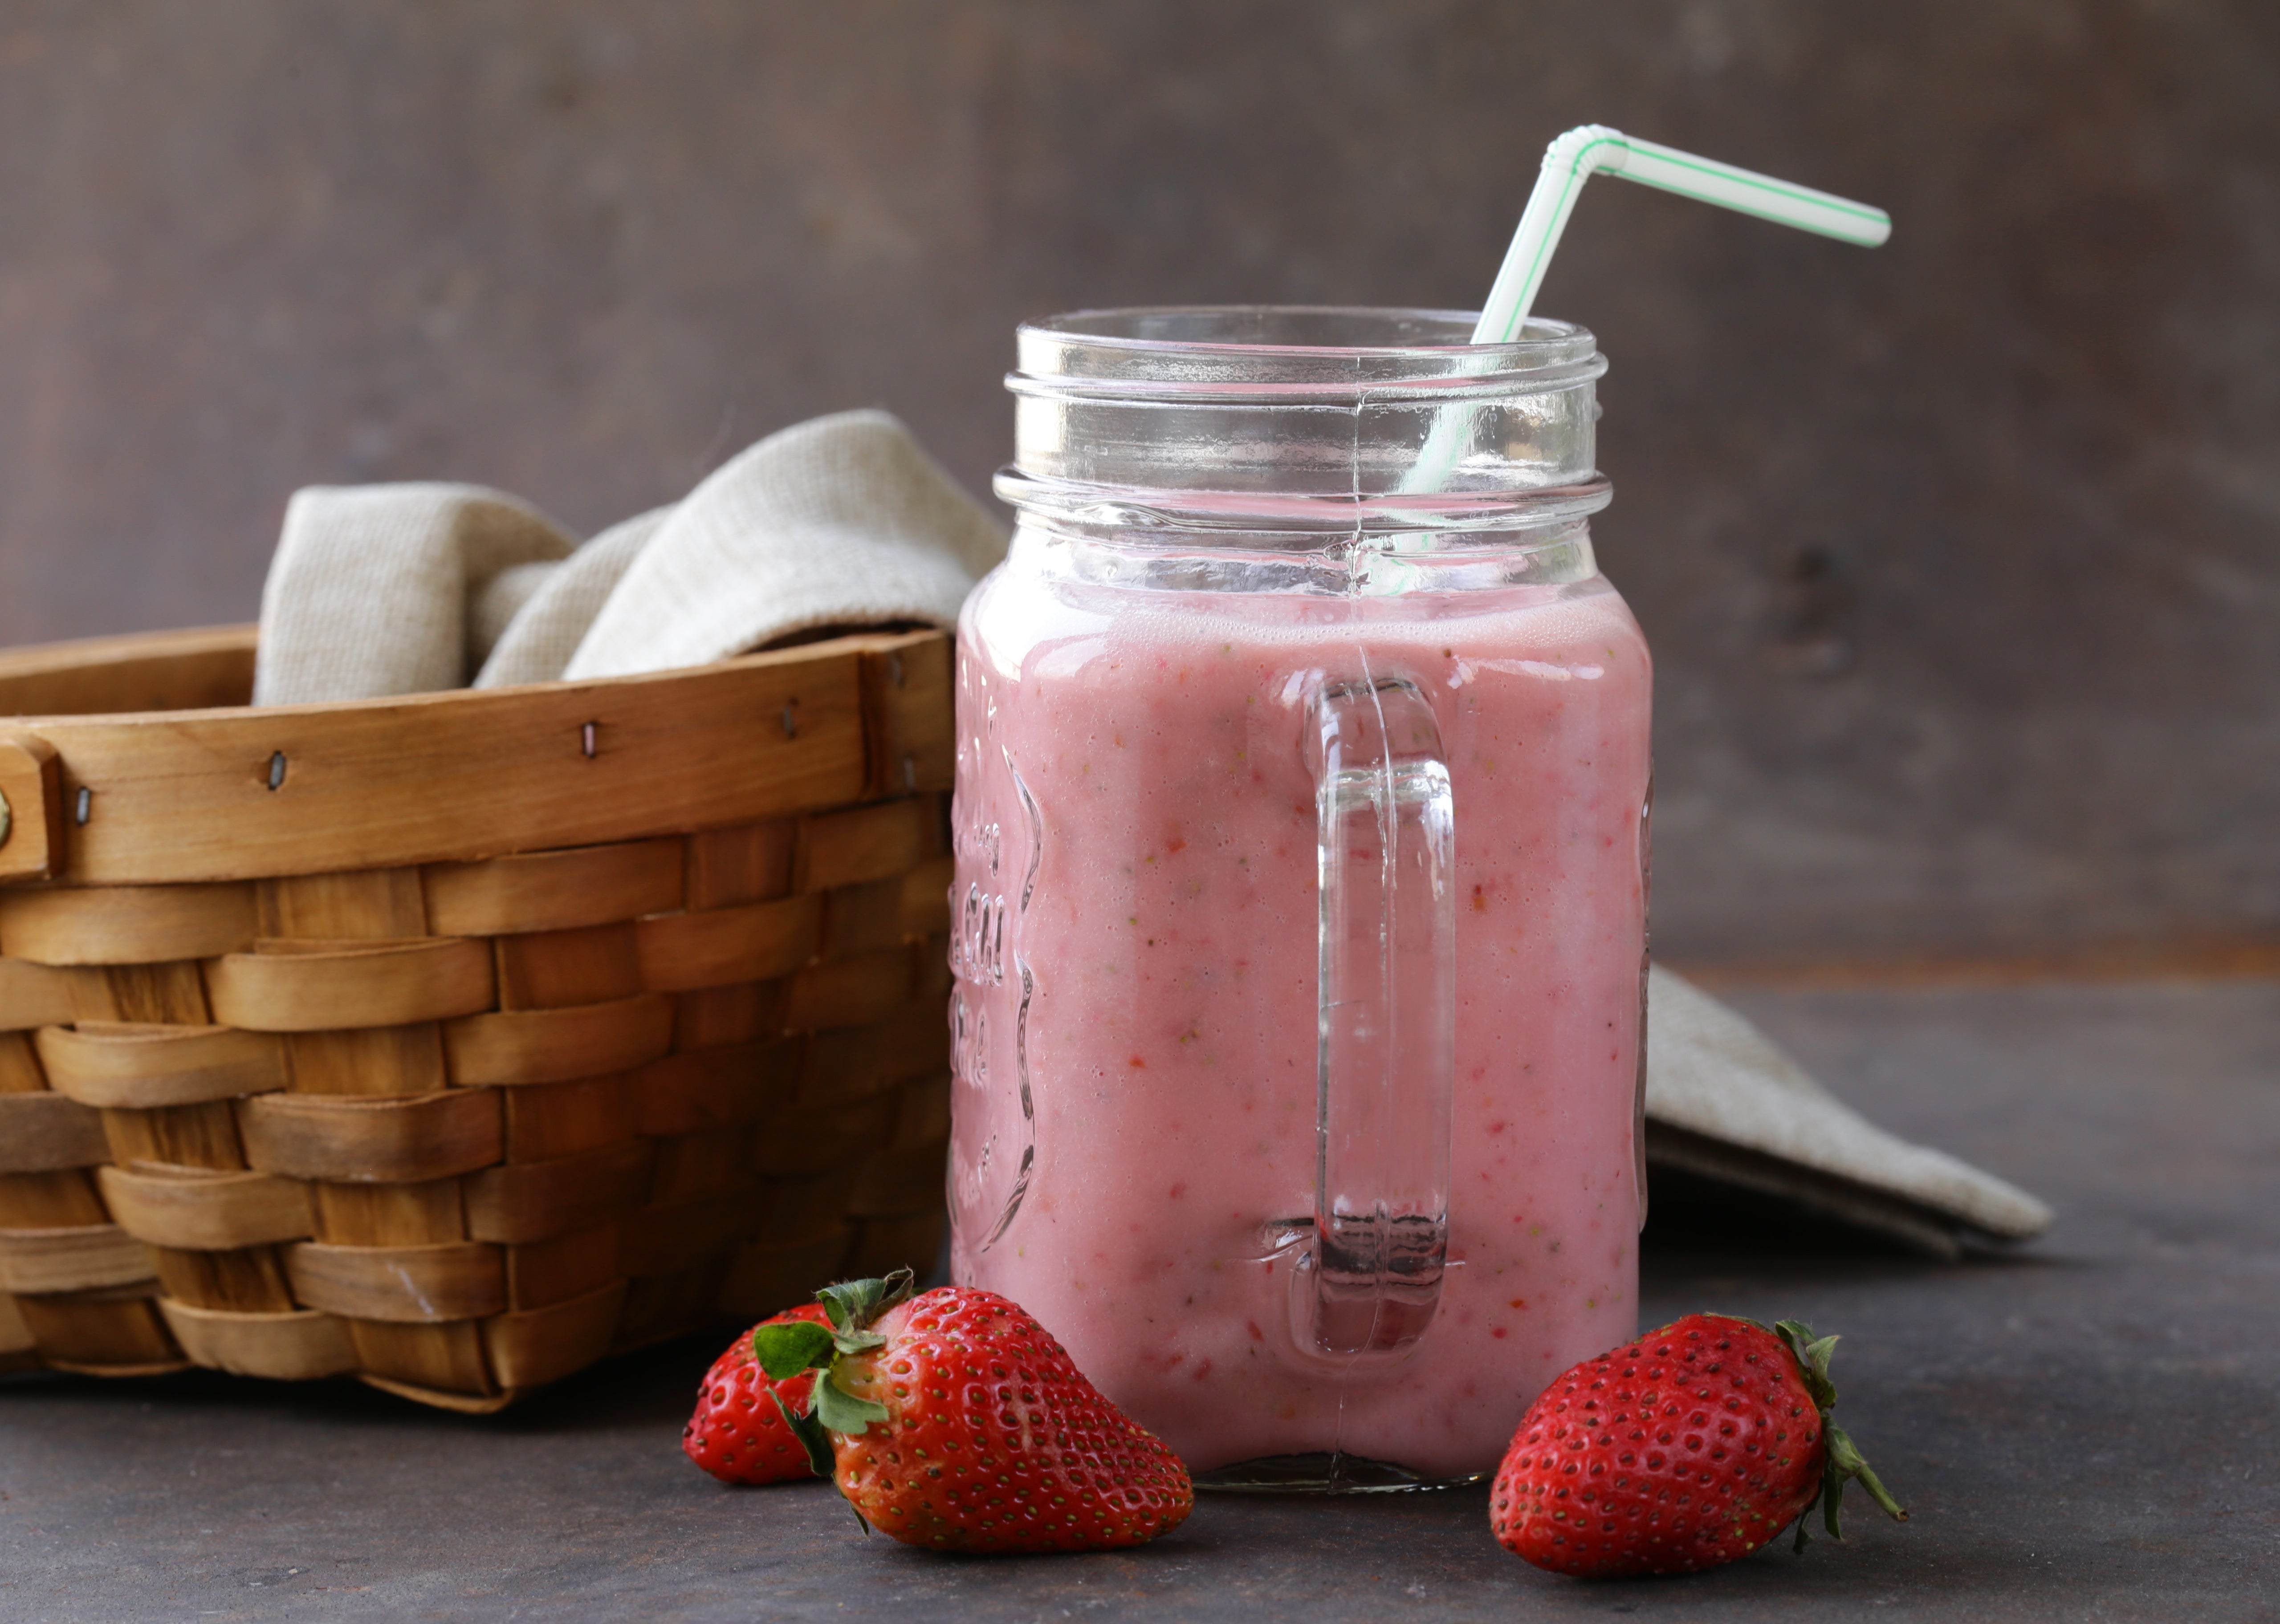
[755,1270,1194,1553]
[1491,1314,1906,1577]
[682,1303,835,1485]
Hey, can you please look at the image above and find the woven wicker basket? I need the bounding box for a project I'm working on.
[0,624,953,1410]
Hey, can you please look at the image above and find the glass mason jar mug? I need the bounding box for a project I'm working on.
[949,308,1652,1489]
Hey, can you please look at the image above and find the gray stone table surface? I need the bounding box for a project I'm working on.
[3,982,2275,1623]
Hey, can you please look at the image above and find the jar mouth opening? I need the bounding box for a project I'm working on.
[1024,305,1594,358]
[1013,306,1603,400]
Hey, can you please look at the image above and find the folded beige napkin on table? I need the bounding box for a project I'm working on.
[250,408,2052,1259]
[1645,967,2050,1256]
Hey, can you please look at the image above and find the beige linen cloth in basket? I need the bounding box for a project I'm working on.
[251,407,2052,1258]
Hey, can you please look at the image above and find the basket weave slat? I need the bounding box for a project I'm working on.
[497,1073,639,1162]
[0,1287,38,1371]
[0,625,954,1406]
[39,1023,286,1108]
[285,1240,504,1323]
[0,962,73,1029]
[239,1090,504,1183]
[443,995,673,1086]
[484,1282,625,1389]
[635,896,822,991]
[0,1222,154,1293]
[0,1092,108,1172]
[98,1165,313,1250]
[158,1299,356,1380]
[463,1141,654,1244]
[0,885,257,965]
[637,1043,783,1136]
[208,941,499,1031]
[16,1287,180,1373]
[426,842,686,938]
[506,1221,620,1310]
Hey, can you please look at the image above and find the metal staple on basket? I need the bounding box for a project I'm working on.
[0,624,954,1410]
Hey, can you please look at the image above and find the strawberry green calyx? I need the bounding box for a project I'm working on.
[1772,1318,1910,1552]
[754,1270,918,1486]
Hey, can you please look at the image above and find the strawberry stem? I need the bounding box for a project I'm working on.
[754,1270,922,1510]
[773,1389,837,1479]
[817,1269,917,1337]
[1772,1319,1910,1553]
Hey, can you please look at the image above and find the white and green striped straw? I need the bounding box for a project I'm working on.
[1397,126,1888,494]
[1473,124,1890,344]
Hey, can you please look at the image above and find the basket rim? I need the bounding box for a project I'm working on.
[0,622,941,727]
[0,625,952,888]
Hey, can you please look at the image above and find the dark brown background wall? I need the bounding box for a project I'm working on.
[1,1,2273,963]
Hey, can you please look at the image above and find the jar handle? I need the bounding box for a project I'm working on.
[1299,674,1455,1356]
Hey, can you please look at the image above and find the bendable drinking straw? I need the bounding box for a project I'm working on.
[1399,125,1889,491]
[1472,123,1889,345]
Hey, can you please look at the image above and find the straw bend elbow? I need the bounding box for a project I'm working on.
[1541,125,1632,181]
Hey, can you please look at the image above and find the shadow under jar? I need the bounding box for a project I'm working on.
[950,307,1651,1490]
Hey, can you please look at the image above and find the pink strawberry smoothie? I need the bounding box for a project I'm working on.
[949,556,1651,1480]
